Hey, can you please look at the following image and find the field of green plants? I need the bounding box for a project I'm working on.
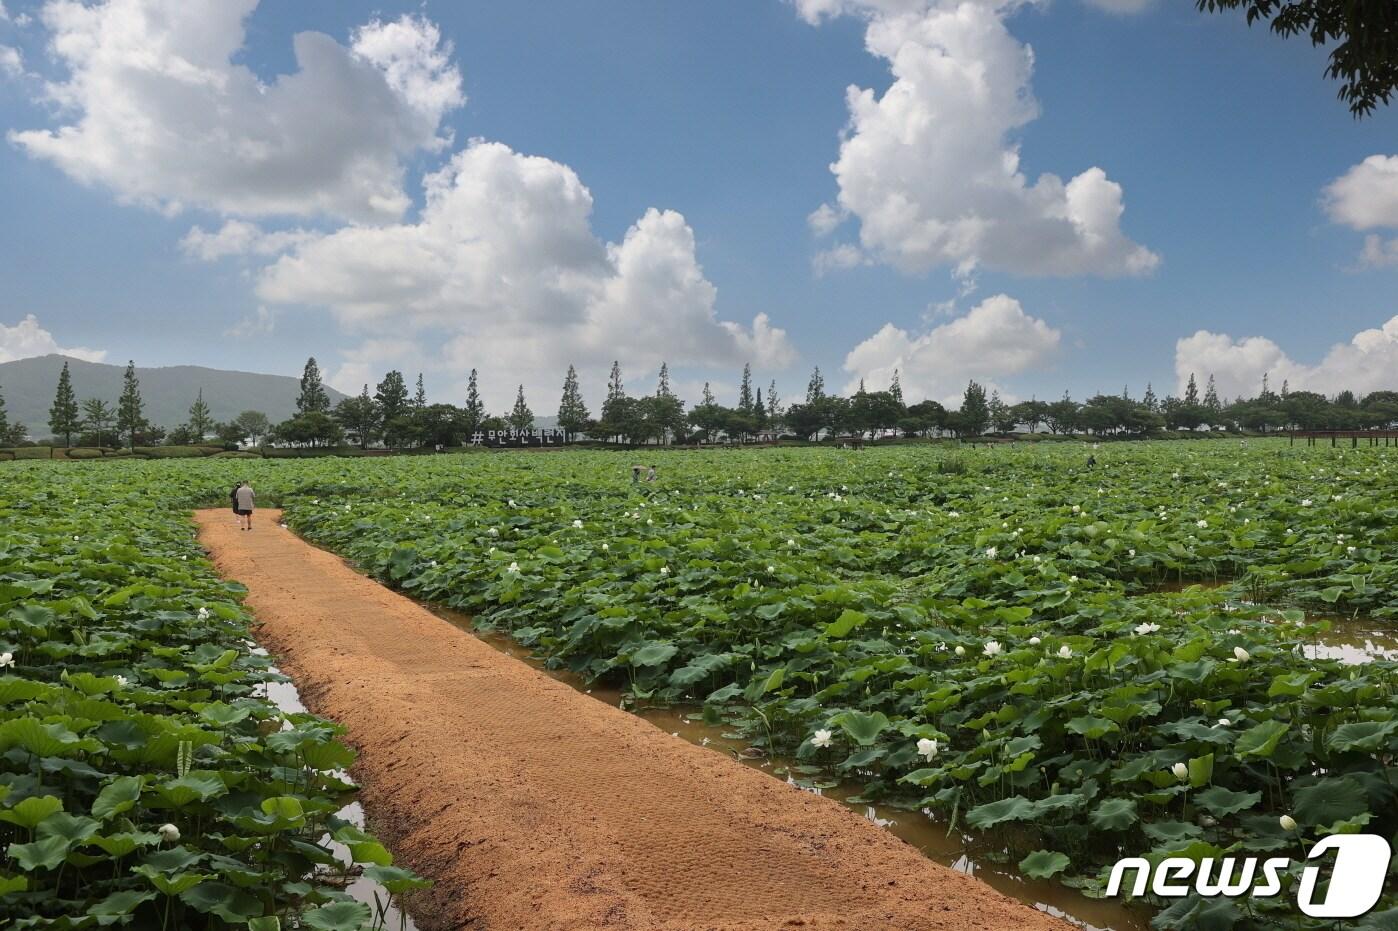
[4,441,1397,930]
[0,467,426,929]
[277,441,1398,930]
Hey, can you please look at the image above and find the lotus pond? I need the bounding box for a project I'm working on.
[4,440,1397,929]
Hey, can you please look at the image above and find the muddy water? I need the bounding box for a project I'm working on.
[426,610,1152,931]
[250,647,420,931]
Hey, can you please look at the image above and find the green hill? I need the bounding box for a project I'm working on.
[0,355,346,438]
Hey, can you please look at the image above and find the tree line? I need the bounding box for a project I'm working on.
[10,357,1398,451]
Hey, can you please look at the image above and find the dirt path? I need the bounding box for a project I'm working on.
[196,509,1069,931]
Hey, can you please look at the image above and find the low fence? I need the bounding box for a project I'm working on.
[1289,430,1398,447]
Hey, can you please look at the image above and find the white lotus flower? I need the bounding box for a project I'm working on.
[982,640,1002,657]
[1057,645,1072,659]
[811,728,833,749]
[767,565,776,573]
[601,543,609,551]
[1127,549,1136,557]
[1171,762,1189,781]
[1301,499,1312,507]
[573,519,583,528]
[947,510,960,518]
[0,653,13,669]
[1028,637,1041,646]
[1196,519,1208,529]
[158,823,180,843]
[1172,471,1180,479]
[954,645,966,656]
[985,547,997,559]
[646,518,653,526]
[1279,814,1297,831]
[1232,646,1250,663]
[1134,623,1160,636]
[197,607,210,620]
[488,527,498,536]
[1032,555,1042,563]
[1072,505,1081,514]
[1347,546,1357,555]
[916,738,940,761]
[1068,575,1079,584]
[787,539,796,547]
[506,562,520,574]
[508,499,516,507]
[1216,718,1230,727]
[114,675,128,688]
[659,566,669,575]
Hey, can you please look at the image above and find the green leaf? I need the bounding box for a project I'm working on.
[363,864,433,894]
[630,641,678,667]
[1187,753,1214,788]
[828,710,890,746]
[92,776,144,821]
[1292,776,1368,827]
[180,881,266,921]
[1018,849,1070,880]
[966,796,1036,829]
[0,795,63,830]
[1065,715,1119,740]
[1088,797,1138,831]
[302,901,374,930]
[823,609,868,639]
[1233,719,1290,759]
[1193,786,1260,817]
[7,835,71,871]
[1328,720,1398,754]
[86,889,157,924]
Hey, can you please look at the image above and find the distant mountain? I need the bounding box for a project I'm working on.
[0,355,347,436]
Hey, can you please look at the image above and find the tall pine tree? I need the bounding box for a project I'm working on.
[805,367,825,404]
[463,369,485,437]
[414,374,427,410]
[738,364,754,414]
[188,389,214,439]
[1142,383,1158,412]
[602,361,626,423]
[509,385,534,431]
[656,362,673,398]
[702,382,715,406]
[889,369,904,405]
[48,361,80,447]
[1203,374,1221,415]
[297,358,330,414]
[766,380,781,420]
[557,365,590,441]
[1184,373,1200,406]
[116,361,144,449]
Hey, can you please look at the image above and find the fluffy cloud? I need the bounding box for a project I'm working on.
[1324,155,1398,267]
[1175,316,1398,399]
[1324,155,1398,231]
[842,293,1060,403]
[799,0,1158,278]
[256,141,795,403]
[180,221,316,261]
[0,44,20,77]
[0,314,108,363]
[10,0,462,221]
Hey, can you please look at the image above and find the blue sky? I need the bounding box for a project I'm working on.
[1,0,1396,412]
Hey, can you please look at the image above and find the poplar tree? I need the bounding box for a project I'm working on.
[509,384,534,431]
[188,389,214,439]
[1184,373,1200,406]
[557,365,590,441]
[48,361,80,447]
[462,369,485,437]
[602,361,626,423]
[297,357,330,414]
[116,361,145,449]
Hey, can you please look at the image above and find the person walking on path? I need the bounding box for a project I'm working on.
[229,483,241,525]
[233,481,256,531]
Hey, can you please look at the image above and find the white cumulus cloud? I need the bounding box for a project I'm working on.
[10,0,463,222]
[1175,316,1398,399]
[180,220,317,261]
[1324,155,1398,268]
[0,44,20,78]
[842,293,1060,403]
[255,141,795,404]
[797,0,1158,278]
[0,314,108,363]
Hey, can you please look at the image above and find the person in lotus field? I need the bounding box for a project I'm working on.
[234,481,256,531]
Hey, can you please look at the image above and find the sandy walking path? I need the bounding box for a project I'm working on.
[196,509,1068,931]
